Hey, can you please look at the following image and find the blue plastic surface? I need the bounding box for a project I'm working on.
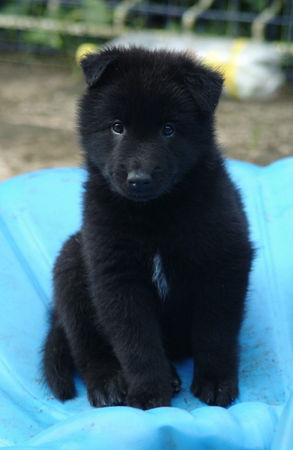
[0,158,292,449]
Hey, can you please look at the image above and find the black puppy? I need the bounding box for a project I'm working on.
[43,47,254,409]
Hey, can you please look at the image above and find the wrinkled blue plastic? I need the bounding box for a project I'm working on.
[0,158,292,449]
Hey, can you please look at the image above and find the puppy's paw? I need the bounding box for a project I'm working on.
[87,371,127,407]
[127,382,172,410]
[191,374,238,407]
[127,392,170,410]
[56,382,76,402]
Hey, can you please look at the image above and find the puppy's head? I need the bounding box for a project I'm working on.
[79,47,223,202]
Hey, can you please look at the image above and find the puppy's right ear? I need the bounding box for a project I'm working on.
[80,53,115,88]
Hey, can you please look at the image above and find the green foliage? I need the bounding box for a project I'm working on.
[0,0,290,52]
[241,0,269,13]
[25,30,63,50]
[1,0,47,16]
[0,0,111,52]
[83,0,112,25]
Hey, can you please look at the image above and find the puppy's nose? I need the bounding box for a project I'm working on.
[127,171,152,190]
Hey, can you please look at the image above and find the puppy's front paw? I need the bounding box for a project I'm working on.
[87,371,127,407]
[127,382,172,409]
[191,374,238,407]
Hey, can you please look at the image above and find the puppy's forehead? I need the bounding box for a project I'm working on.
[102,67,192,123]
[116,53,181,92]
[114,82,186,124]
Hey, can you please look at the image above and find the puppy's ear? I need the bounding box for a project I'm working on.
[185,64,224,115]
[80,53,115,88]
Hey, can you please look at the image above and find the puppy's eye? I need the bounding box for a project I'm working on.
[162,124,174,137]
[112,121,124,134]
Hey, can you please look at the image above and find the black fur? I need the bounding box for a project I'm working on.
[42,47,254,409]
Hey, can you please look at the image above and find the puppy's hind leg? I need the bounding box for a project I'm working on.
[43,314,76,401]
[61,305,127,407]
[53,232,127,407]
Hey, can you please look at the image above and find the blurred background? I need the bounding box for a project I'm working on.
[0,0,292,181]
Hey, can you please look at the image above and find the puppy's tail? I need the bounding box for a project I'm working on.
[42,318,76,401]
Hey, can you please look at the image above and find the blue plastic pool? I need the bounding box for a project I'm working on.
[0,158,292,449]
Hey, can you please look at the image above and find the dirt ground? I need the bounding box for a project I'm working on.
[0,59,292,182]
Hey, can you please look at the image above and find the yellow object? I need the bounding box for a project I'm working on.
[224,39,248,98]
[76,43,98,64]
[204,38,248,98]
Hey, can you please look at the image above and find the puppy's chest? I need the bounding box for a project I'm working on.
[152,253,169,301]
[151,250,197,303]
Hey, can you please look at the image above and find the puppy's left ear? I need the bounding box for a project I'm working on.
[185,64,224,115]
[80,53,115,88]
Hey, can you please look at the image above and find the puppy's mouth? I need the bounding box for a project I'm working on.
[111,183,165,202]
[124,191,160,202]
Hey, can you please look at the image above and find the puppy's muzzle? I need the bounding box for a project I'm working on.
[127,170,152,193]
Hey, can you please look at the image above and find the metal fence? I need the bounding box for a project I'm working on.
[0,0,292,54]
